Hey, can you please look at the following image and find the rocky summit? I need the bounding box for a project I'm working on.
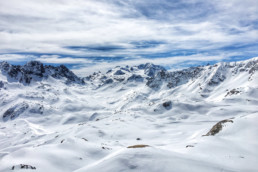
[0,61,84,85]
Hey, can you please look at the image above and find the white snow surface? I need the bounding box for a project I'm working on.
[0,58,258,172]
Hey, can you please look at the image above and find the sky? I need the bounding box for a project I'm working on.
[0,0,257,75]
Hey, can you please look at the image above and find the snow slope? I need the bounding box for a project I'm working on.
[0,58,257,172]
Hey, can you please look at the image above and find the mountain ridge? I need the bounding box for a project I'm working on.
[1,57,257,89]
[0,57,257,172]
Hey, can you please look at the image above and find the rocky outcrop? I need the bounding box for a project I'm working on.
[162,101,172,110]
[207,66,226,86]
[127,74,144,82]
[225,88,241,97]
[127,144,149,148]
[3,102,29,121]
[114,70,125,75]
[0,80,4,88]
[203,119,233,136]
[11,164,36,170]
[103,78,114,84]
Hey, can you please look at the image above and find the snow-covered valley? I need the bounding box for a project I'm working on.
[0,58,258,172]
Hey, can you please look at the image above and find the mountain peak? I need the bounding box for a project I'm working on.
[0,61,84,85]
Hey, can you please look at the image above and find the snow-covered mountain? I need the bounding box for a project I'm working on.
[0,58,257,172]
[0,61,84,85]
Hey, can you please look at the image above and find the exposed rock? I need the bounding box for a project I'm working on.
[114,77,125,82]
[249,63,258,74]
[49,64,84,84]
[162,101,172,110]
[127,74,144,82]
[114,70,125,75]
[3,102,29,121]
[127,144,149,148]
[24,61,45,77]
[147,67,203,89]
[144,63,166,77]
[103,78,114,84]
[106,69,112,74]
[146,77,162,89]
[0,61,84,85]
[186,145,194,148]
[138,63,165,77]
[207,67,226,86]
[203,119,233,136]
[120,67,130,72]
[11,164,36,170]
[0,80,4,88]
[225,88,241,97]
[82,138,88,141]
[102,146,112,150]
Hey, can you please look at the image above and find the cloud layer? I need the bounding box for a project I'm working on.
[0,0,257,75]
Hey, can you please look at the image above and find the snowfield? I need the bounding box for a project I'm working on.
[0,58,257,172]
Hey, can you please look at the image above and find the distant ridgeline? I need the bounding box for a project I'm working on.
[0,58,257,89]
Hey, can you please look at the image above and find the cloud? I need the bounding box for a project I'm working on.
[0,0,257,70]
[0,54,36,62]
[37,55,91,64]
[0,54,91,64]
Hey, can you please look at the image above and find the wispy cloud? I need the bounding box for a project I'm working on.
[0,0,257,75]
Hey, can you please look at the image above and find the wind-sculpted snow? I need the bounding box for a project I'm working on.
[0,58,258,172]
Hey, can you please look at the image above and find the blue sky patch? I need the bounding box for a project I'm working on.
[0,0,257,72]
